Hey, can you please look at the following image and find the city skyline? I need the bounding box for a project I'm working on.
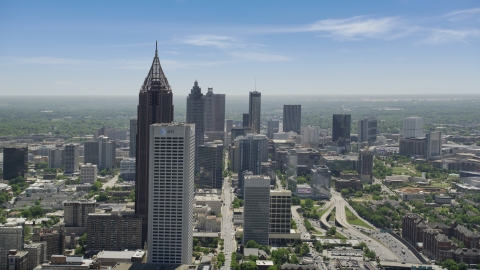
[1,1,479,96]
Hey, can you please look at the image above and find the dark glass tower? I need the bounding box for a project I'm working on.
[186,80,204,173]
[283,105,301,134]
[248,91,261,134]
[332,114,351,142]
[3,147,28,180]
[136,43,174,245]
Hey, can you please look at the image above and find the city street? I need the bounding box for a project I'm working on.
[291,205,311,240]
[221,177,236,270]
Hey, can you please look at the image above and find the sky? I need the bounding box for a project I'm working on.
[0,1,479,96]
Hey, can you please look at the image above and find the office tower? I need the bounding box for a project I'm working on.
[98,136,116,170]
[226,119,233,133]
[0,224,23,269]
[32,225,65,260]
[186,81,204,175]
[243,173,270,246]
[87,212,142,251]
[24,242,47,270]
[426,131,442,159]
[242,113,250,128]
[359,149,373,183]
[357,116,377,143]
[187,80,205,147]
[129,118,138,157]
[310,165,331,198]
[120,157,136,181]
[7,250,28,270]
[80,163,97,184]
[283,105,301,134]
[399,137,427,157]
[270,190,292,235]
[197,141,224,189]
[204,88,226,132]
[249,91,261,134]
[286,149,298,193]
[238,134,268,188]
[106,128,127,141]
[3,147,28,180]
[48,148,64,169]
[332,114,351,142]
[84,141,99,166]
[267,118,280,139]
[64,144,79,174]
[301,126,319,146]
[148,123,194,264]
[63,200,96,227]
[136,43,174,246]
[403,117,423,138]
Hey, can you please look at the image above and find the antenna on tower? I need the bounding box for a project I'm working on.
[255,78,256,91]
[155,41,158,57]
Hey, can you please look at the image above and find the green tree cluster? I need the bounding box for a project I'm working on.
[233,197,244,208]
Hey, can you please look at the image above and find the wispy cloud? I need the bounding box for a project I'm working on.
[18,57,93,65]
[230,51,292,62]
[443,8,480,22]
[422,29,480,44]
[183,35,246,49]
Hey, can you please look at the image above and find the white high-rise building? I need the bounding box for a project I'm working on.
[80,163,97,184]
[301,125,319,146]
[403,117,423,138]
[148,123,194,264]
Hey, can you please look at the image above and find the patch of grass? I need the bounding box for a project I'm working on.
[329,210,336,222]
[313,205,321,211]
[344,206,374,230]
[317,205,332,218]
[392,167,411,174]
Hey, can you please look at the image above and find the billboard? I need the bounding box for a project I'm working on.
[297,187,311,194]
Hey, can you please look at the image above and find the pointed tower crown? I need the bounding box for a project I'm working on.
[141,41,171,92]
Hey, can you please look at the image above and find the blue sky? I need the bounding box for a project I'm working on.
[0,0,479,96]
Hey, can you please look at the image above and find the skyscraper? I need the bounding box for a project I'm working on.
[403,117,423,138]
[283,105,301,134]
[226,119,233,133]
[249,91,261,134]
[357,117,377,143]
[186,81,205,174]
[426,131,442,159]
[3,147,28,180]
[243,172,270,246]
[204,87,225,133]
[197,141,224,189]
[64,144,79,174]
[148,123,194,264]
[243,113,250,128]
[332,114,351,142]
[187,80,205,147]
[238,134,268,188]
[84,141,99,166]
[267,118,280,139]
[98,136,116,170]
[136,43,174,246]
[129,118,137,157]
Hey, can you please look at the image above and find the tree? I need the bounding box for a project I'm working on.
[458,263,468,270]
[24,226,31,240]
[327,226,337,236]
[30,205,44,218]
[246,240,259,248]
[267,266,278,270]
[441,259,458,270]
[341,188,350,196]
[97,193,108,202]
[304,198,314,209]
[91,181,102,192]
[271,248,290,266]
[289,254,299,264]
[291,196,301,205]
[240,261,257,270]
[355,191,363,197]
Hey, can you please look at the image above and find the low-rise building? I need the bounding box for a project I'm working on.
[80,163,97,184]
[32,225,65,260]
[334,178,362,191]
[8,249,29,270]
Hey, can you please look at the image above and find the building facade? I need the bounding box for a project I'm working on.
[64,144,79,174]
[197,141,224,189]
[243,173,270,246]
[147,123,194,264]
[0,225,23,269]
[80,163,97,184]
[186,80,205,148]
[87,213,142,251]
[63,200,96,227]
[135,44,174,245]
[249,91,261,134]
[3,147,28,180]
[283,105,301,134]
[403,117,423,138]
[270,190,292,235]
[267,118,280,139]
[32,225,65,260]
[357,117,377,143]
[204,87,225,133]
[332,114,351,143]
[129,118,138,158]
[120,157,136,181]
[237,134,268,188]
